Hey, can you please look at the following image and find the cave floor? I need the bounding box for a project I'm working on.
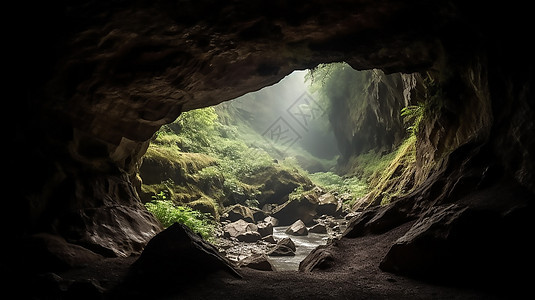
[45,222,507,299]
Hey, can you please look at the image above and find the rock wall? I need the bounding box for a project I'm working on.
[322,34,535,286]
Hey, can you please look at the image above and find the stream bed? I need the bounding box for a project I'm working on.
[270,226,330,271]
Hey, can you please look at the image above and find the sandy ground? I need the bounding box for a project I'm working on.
[40,221,510,299]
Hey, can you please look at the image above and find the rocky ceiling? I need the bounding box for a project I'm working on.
[11,0,533,282]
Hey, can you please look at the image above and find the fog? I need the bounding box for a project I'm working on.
[217,70,340,162]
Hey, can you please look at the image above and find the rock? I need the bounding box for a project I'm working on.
[285,220,309,236]
[299,245,334,272]
[243,165,313,207]
[236,231,262,243]
[378,203,533,286]
[20,233,104,272]
[308,224,328,234]
[222,204,255,223]
[129,223,241,287]
[316,193,342,217]
[251,207,268,222]
[267,238,296,256]
[223,219,258,239]
[237,254,276,271]
[264,216,279,227]
[344,212,360,220]
[272,194,319,226]
[261,235,277,244]
[187,197,219,220]
[257,221,274,237]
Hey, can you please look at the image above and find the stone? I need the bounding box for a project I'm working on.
[264,216,279,227]
[316,193,342,217]
[223,219,258,239]
[378,202,534,285]
[267,238,296,256]
[237,254,276,271]
[272,194,319,226]
[129,223,241,287]
[20,233,103,272]
[285,220,309,236]
[344,212,361,220]
[243,166,314,207]
[251,207,268,223]
[299,245,334,272]
[236,231,262,243]
[256,221,274,237]
[223,204,255,223]
[308,224,328,234]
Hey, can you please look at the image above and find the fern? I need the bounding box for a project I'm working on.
[401,104,424,135]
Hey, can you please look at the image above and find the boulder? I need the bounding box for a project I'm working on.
[20,233,103,272]
[257,221,274,237]
[379,204,518,285]
[222,204,255,223]
[242,165,313,207]
[308,224,327,234]
[223,219,258,239]
[129,223,241,287]
[267,238,296,256]
[251,207,268,222]
[263,216,279,227]
[236,231,262,243]
[272,194,319,226]
[299,245,334,272]
[237,254,276,271]
[285,220,309,236]
[316,193,342,217]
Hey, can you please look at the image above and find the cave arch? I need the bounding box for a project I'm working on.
[13,1,534,297]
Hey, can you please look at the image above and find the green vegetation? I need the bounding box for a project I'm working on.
[142,64,438,226]
[145,199,216,241]
[142,106,312,222]
[401,104,424,135]
[308,172,368,201]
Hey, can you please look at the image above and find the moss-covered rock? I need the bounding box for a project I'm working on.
[186,197,219,220]
[243,165,314,207]
[140,149,217,185]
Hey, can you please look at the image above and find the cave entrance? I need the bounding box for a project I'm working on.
[139,62,417,271]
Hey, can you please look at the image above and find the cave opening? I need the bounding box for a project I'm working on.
[138,63,424,272]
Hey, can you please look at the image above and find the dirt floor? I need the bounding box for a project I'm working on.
[35,222,512,299]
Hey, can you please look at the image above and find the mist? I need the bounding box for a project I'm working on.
[216,70,340,165]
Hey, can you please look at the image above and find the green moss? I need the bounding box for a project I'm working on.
[366,135,417,206]
[307,172,368,201]
[186,196,219,220]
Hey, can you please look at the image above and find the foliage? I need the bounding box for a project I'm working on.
[308,171,368,201]
[401,104,424,135]
[146,105,294,209]
[145,199,215,241]
[157,107,219,152]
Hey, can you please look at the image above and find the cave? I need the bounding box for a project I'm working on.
[11,0,534,299]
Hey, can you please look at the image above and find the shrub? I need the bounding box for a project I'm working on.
[145,199,215,241]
